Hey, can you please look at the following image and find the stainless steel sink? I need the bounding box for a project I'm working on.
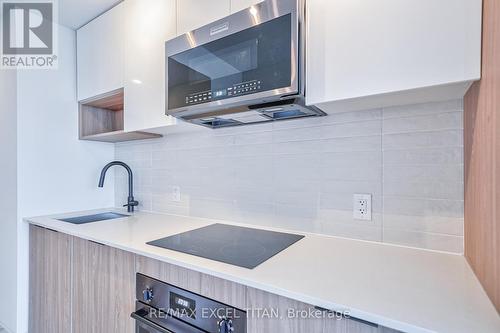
[57,212,130,224]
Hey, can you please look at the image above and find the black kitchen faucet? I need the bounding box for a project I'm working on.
[98,161,139,212]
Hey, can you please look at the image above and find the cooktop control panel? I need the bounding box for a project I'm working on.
[134,273,247,333]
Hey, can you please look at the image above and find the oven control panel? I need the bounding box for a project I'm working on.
[186,80,262,105]
[135,273,247,333]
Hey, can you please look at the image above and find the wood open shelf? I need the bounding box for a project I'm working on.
[79,89,162,143]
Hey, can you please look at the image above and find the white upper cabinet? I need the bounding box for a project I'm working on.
[306,0,482,112]
[77,3,124,101]
[230,0,263,13]
[123,0,177,132]
[177,0,231,35]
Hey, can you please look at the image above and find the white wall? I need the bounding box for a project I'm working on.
[116,100,464,253]
[0,69,18,332]
[15,26,115,333]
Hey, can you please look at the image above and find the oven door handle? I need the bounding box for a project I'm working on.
[131,310,174,333]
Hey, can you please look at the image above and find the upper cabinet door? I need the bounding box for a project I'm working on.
[177,0,231,36]
[77,3,124,101]
[306,0,482,111]
[230,0,263,13]
[123,0,177,132]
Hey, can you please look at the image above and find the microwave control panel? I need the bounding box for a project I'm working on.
[185,80,262,105]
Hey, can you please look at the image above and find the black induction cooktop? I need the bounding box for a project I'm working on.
[147,224,305,269]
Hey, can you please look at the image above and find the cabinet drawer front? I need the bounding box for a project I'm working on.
[136,255,247,309]
[246,287,402,333]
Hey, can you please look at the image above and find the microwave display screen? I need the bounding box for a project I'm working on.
[168,13,292,110]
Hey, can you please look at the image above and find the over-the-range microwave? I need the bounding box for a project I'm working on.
[165,0,325,128]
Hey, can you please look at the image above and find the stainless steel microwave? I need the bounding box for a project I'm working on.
[165,0,325,128]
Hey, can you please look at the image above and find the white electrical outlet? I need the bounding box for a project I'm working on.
[172,186,181,202]
[353,194,372,221]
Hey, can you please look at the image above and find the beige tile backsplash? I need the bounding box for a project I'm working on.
[115,99,464,253]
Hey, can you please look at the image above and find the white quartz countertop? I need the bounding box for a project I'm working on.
[25,209,500,333]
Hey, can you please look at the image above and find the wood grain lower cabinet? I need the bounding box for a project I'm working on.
[247,288,402,333]
[29,225,72,333]
[246,287,325,332]
[200,273,247,310]
[72,238,135,333]
[136,255,202,294]
[29,232,402,333]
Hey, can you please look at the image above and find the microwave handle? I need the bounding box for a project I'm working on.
[131,310,174,333]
